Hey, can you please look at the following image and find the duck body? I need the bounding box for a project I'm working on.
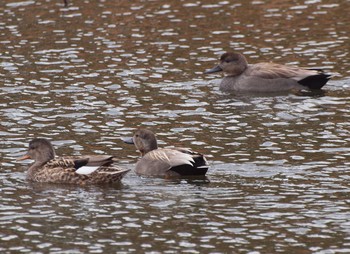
[123,129,209,178]
[205,52,331,93]
[18,138,129,185]
[135,148,208,177]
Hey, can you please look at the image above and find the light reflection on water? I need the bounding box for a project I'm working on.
[1,0,350,253]
[2,163,350,253]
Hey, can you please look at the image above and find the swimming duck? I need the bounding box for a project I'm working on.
[122,129,209,177]
[204,52,331,93]
[17,138,129,184]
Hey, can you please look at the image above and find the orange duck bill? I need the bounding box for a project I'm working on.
[17,154,31,161]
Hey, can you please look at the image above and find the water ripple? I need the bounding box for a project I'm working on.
[0,0,349,253]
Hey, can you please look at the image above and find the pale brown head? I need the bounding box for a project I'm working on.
[204,52,248,76]
[17,138,56,163]
[123,129,158,156]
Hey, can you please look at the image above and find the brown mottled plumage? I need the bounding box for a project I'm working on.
[123,129,209,177]
[204,52,331,92]
[17,138,129,184]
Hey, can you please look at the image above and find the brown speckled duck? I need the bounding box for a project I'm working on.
[204,52,331,93]
[17,138,129,184]
[123,129,209,177]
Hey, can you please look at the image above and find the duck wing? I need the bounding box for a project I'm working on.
[45,157,82,170]
[248,63,319,80]
[40,157,128,184]
[45,156,115,174]
[63,155,114,167]
[146,148,195,168]
[247,63,330,89]
[136,148,208,177]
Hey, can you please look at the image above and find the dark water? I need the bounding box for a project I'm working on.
[1,0,350,253]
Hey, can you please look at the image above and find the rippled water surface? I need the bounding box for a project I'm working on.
[1,0,350,253]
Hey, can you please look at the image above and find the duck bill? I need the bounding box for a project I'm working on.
[122,137,134,145]
[17,154,31,161]
[204,65,223,74]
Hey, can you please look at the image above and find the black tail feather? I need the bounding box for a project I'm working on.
[170,156,209,176]
[170,164,208,176]
[298,73,331,90]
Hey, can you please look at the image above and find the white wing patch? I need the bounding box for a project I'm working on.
[76,166,99,175]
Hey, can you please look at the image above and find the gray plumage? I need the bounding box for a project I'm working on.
[204,52,331,93]
[123,129,209,177]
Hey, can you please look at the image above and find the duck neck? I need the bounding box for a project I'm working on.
[141,140,158,156]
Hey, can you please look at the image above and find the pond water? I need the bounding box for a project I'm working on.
[0,0,349,253]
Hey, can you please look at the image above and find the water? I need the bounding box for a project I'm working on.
[1,0,350,253]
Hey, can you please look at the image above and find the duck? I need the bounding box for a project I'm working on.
[17,138,129,184]
[204,52,331,93]
[122,129,209,177]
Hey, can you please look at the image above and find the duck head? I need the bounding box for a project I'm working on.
[123,129,158,156]
[204,52,248,76]
[17,138,55,163]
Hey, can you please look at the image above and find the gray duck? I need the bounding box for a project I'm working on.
[204,52,331,93]
[123,129,209,177]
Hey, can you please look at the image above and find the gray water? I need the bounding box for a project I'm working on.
[1,0,350,253]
